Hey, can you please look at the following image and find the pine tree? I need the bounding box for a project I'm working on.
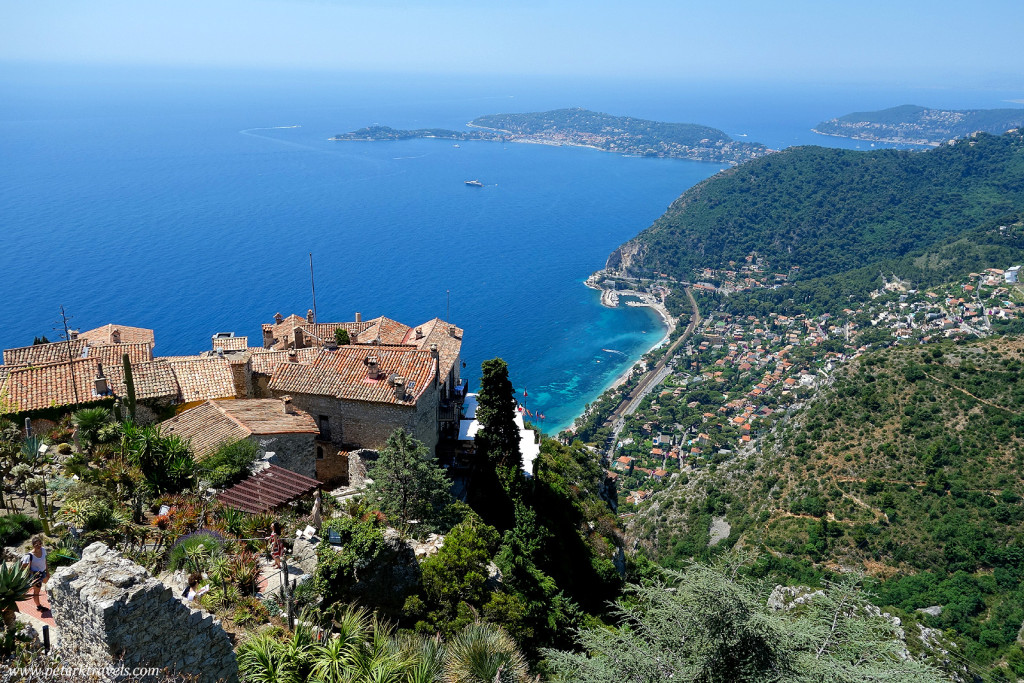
[475,358,521,471]
[364,429,452,531]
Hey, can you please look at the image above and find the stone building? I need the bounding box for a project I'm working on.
[48,543,237,683]
[253,311,467,484]
[159,397,320,479]
[268,345,444,485]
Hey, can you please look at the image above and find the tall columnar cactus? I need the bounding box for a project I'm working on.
[122,353,137,420]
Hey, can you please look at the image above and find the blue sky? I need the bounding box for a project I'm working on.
[3,0,1023,84]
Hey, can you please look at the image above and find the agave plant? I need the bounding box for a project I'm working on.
[229,550,262,596]
[0,563,32,627]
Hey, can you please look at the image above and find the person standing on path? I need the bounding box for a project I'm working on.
[20,535,48,611]
[268,521,284,569]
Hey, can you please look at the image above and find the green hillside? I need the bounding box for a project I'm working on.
[629,338,1024,678]
[608,130,1024,285]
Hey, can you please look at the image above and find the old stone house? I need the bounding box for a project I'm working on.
[159,397,319,479]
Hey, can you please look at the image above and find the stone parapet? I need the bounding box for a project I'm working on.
[48,543,238,683]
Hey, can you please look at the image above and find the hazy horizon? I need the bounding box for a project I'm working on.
[3,0,1023,89]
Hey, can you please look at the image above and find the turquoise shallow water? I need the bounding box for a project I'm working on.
[1,66,1020,432]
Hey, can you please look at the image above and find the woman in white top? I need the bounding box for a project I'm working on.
[20,535,48,611]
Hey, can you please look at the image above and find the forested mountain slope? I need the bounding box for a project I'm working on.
[630,338,1024,675]
[607,131,1024,283]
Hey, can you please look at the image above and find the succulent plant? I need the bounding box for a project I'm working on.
[0,562,32,617]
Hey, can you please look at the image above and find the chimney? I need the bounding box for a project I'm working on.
[216,347,225,358]
[355,312,362,323]
[93,363,109,395]
[294,327,304,348]
[69,330,79,341]
[393,376,406,400]
[430,343,439,387]
[111,328,121,344]
[366,355,380,380]
[307,309,315,323]
[288,350,297,363]
[282,396,293,414]
[448,325,458,337]
[416,327,424,339]
[274,312,283,325]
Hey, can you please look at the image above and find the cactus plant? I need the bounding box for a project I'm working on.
[121,353,137,420]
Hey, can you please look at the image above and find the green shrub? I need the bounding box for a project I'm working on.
[0,514,43,547]
[200,440,261,489]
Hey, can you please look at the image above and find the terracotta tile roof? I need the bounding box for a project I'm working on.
[296,323,370,345]
[160,401,249,460]
[354,316,412,345]
[0,353,239,414]
[165,358,238,403]
[161,399,317,460]
[269,346,436,405]
[410,318,463,385]
[3,340,88,366]
[106,360,180,401]
[216,464,321,513]
[261,314,310,350]
[250,347,319,375]
[78,324,155,346]
[0,358,108,413]
[86,343,153,367]
[212,336,248,352]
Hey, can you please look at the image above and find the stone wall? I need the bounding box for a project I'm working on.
[348,448,379,488]
[48,543,238,683]
[281,383,439,455]
[254,432,316,479]
[314,440,347,484]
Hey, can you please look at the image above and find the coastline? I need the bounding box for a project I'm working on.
[583,275,676,392]
[810,128,940,147]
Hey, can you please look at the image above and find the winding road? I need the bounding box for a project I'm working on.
[603,288,702,459]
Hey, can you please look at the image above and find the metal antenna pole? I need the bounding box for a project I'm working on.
[446,290,450,324]
[309,253,318,323]
[59,305,81,408]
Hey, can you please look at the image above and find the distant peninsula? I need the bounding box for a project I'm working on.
[814,104,1024,146]
[331,108,772,165]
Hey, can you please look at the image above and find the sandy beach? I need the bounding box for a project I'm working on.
[584,276,676,392]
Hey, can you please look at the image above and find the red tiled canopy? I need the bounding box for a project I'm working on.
[216,465,321,514]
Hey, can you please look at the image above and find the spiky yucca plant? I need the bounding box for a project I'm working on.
[443,622,530,683]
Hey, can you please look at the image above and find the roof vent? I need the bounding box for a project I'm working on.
[387,373,398,386]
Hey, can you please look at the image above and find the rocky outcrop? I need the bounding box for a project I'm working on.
[48,543,237,683]
[604,240,646,276]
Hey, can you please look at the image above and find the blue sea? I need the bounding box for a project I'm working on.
[2,65,1021,432]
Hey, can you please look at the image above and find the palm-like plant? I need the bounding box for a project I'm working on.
[72,407,111,454]
[237,632,297,683]
[442,622,530,683]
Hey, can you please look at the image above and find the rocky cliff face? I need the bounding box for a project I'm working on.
[605,240,646,276]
